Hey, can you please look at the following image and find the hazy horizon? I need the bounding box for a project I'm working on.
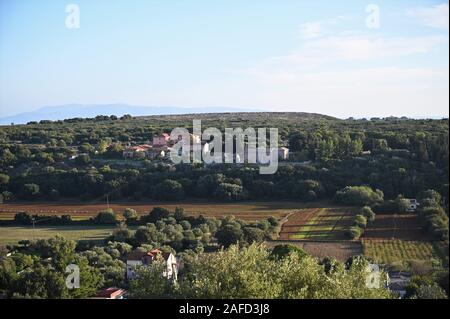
[1,0,449,119]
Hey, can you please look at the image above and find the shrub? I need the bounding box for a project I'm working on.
[354,214,368,229]
[345,226,362,239]
[123,208,139,223]
[335,186,384,206]
[93,209,118,225]
[361,206,376,223]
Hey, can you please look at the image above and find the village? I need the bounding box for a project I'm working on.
[122,132,290,163]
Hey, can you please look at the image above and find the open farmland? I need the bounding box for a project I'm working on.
[363,239,448,265]
[0,225,136,245]
[266,240,363,262]
[363,213,431,241]
[280,208,355,241]
[0,201,303,222]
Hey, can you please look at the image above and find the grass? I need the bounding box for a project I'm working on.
[0,225,138,245]
[291,208,354,240]
[362,239,445,265]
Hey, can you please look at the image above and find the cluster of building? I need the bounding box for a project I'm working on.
[122,133,290,162]
[122,133,171,160]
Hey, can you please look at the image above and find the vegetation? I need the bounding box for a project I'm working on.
[0,113,448,299]
[130,244,392,299]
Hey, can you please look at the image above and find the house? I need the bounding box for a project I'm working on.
[126,249,178,282]
[123,145,151,159]
[388,271,411,298]
[92,287,127,299]
[278,147,289,160]
[406,199,420,212]
[146,147,166,160]
[153,133,171,147]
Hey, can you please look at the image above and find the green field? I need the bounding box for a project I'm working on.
[0,226,135,245]
[291,208,354,240]
[362,239,447,265]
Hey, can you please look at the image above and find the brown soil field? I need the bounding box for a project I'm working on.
[363,213,431,241]
[0,201,303,221]
[266,240,363,262]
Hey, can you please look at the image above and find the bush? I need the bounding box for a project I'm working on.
[153,180,185,201]
[141,207,171,224]
[216,224,243,248]
[271,244,308,260]
[335,186,384,206]
[345,226,362,239]
[243,227,265,244]
[354,214,368,228]
[21,184,40,199]
[14,212,32,225]
[361,206,376,223]
[214,183,247,201]
[93,209,118,225]
[123,208,138,223]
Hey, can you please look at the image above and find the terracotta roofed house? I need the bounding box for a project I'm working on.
[126,249,178,282]
[92,287,126,299]
[123,144,152,159]
[153,133,171,147]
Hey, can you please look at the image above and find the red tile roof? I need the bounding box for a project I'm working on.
[95,287,125,299]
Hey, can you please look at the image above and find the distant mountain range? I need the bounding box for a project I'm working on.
[0,104,266,124]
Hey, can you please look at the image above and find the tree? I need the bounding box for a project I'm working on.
[271,244,308,260]
[93,209,118,225]
[354,215,367,228]
[110,223,132,242]
[243,227,265,244]
[141,207,171,224]
[335,186,384,206]
[361,206,376,223]
[14,212,32,225]
[345,226,362,239]
[129,260,175,299]
[21,183,40,199]
[123,208,138,223]
[214,183,247,201]
[12,264,68,299]
[176,244,391,299]
[31,236,77,272]
[153,180,185,201]
[216,224,244,248]
[0,173,9,185]
[415,284,448,299]
[75,154,91,165]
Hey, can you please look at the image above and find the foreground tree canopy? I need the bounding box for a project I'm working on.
[131,244,392,299]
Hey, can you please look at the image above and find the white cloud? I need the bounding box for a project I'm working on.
[259,34,447,70]
[407,3,449,30]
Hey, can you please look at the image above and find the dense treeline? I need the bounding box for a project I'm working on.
[1,114,448,207]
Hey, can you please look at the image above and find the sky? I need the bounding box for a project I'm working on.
[0,0,449,119]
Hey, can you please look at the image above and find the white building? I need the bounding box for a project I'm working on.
[406,199,420,212]
[278,147,289,160]
[126,249,178,282]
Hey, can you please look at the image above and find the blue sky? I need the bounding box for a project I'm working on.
[0,0,448,118]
